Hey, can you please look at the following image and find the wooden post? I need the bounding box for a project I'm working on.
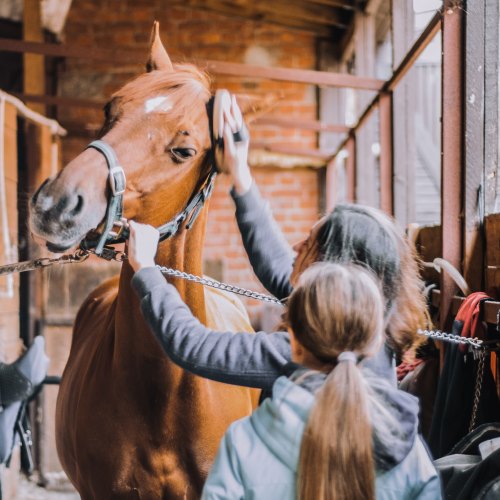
[23,0,45,115]
[440,0,464,329]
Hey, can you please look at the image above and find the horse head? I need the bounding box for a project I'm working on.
[30,22,214,253]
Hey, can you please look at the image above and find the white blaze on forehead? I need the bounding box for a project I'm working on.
[144,96,173,114]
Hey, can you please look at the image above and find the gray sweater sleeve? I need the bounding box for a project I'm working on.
[132,267,291,391]
[231,183,294,300]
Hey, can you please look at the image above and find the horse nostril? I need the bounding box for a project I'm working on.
[31,178,50,205]
[69,195,84,217]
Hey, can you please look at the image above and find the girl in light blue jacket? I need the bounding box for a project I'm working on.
[201,262,441,500]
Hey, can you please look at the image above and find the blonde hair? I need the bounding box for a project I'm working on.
[285,262,385,500]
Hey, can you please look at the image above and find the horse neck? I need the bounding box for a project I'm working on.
[114,209,208,358]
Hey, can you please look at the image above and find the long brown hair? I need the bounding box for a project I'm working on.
[285,262,385,500]
[315,204,428,355]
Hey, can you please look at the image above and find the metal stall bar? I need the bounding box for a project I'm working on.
[440,1,464,329]
[345,132,356,203]
[0,38,384,90]
[378,91,394,215]
[331,9,442,160]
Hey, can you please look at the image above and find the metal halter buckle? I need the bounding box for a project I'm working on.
[109,166,126,196]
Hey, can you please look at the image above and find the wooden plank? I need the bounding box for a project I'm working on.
[12,92,104,109]
[440,0,464,330]
[414,224,442,284]
[485,213,500,298]
[431,289,500,326]
[463,0,485,292]
[379,91,393,215]
[484,0,499,214]
[306,0,355,9]
[0,38,385,90]
[23,0,45,115]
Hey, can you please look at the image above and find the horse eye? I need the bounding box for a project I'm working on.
[170,147,197,163]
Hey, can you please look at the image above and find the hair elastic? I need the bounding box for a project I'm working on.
[337,351,358,364]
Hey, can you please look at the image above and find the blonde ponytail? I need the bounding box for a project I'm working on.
[285,262,385,500]
[298,361,374,500]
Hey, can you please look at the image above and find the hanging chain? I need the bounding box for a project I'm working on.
[0,248,91,276]
[416,328,485,349]
[469,349,487,432]
[156,265,283,305]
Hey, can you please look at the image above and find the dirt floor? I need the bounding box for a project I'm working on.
[17,475,79,500]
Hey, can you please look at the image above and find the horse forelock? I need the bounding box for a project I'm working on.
[111,63,211,122]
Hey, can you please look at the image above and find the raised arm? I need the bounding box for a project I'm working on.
[217,94,294,300]
[131,266,291,392]
[231,183,294,300]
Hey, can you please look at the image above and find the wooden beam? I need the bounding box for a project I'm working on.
[306,0,356,10]
[0,38,385,90]
[23,0,45,115]
[440,1,464,330]
[431,290,500,327]
[254,115,350,133]
[172,0,347,32]
[12,93,104,109]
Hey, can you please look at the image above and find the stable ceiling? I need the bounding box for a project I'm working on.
[171,0,358,41]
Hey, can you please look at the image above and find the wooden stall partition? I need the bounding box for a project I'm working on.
[0,100,23,499]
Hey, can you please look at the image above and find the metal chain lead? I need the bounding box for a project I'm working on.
[469,349,486,432]
[416,328,484,349]
[0,249,90,276]
[156,265,282,305]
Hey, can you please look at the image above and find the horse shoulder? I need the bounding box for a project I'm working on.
[204,285,254,333]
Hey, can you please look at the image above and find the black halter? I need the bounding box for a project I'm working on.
[80,96,217,256]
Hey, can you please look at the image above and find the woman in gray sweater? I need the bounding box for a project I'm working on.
[128,95,428,392]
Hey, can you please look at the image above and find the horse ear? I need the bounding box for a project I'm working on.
[146,21,174,72]
[236,93,281,123]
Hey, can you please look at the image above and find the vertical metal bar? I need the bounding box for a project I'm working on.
[325,158,337,213]
[379,92,394,215]
[440,1,464,329]
[345,132,356,203]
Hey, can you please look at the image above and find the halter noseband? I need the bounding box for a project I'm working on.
[80,96,218,256]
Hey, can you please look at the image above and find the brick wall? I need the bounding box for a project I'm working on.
[56,0,322,319]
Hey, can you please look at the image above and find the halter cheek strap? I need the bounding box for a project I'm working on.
[85,140,127,255]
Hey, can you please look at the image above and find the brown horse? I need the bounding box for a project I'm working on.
[29,24,258,499]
